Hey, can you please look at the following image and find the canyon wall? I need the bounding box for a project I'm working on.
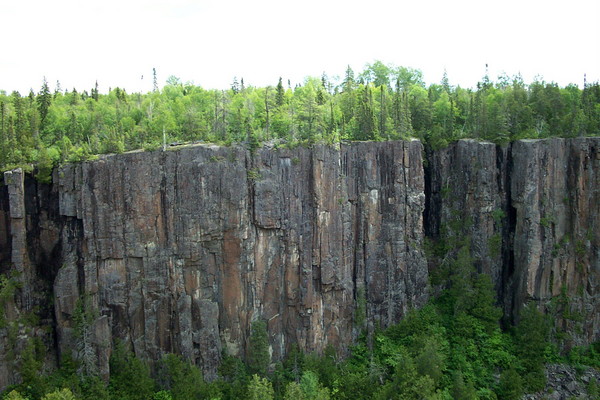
[0,138,598,388]
[427,138,599,344]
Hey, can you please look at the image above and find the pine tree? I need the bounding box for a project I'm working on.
[153,68,158,92]
[37,77,52,127]
[248,320,270,376]
[276,77,285,107]
[231,77,240,94]
[12,92,28,150]
[343,65,355,93]
[91,81,99,101]
[355,85,377,140]
[441,69,451,94]
[54,80,62,97]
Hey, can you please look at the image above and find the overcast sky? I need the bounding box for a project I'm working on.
[1,0,599,94]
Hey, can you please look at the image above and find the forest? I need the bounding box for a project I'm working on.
[1,61,600,176]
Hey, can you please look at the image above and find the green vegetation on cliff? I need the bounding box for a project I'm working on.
[1,62,599,173]
[3,238,598,400]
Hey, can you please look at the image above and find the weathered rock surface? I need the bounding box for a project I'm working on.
[50,140,428,379]
[524,364,600,400]
[427,138,600,346]
[510,138,600,346]
[0,169,60,388]
[426,139,509,289]
[0,138,599,389]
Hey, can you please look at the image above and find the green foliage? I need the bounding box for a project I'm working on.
[450,371,478,400]
[497,368,524,400]
[247,168,261,181]
[3,64,600,173]
[72,295,99,377]
[246,374,274,400]
[567,341,600,368]
[588,378,599,398]
[3,390,27,400]
[354,287,367,331]
[248,320,270,376]
[297,370,330,400]
[492,209,506,224]
[0,273,20,328]
[108,341,155,400]
[151,391,172,400]
[282,381,304,400]
[18,338,48,399]
[155,354,203,400]
[514,303,550,391]
[40,388,76,400]
[488,233,502,257]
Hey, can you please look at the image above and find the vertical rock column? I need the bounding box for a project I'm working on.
[510,138,600,345]
[3,169,33,310]
[342,140,429,330]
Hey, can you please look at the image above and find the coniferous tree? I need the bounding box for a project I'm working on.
[248,320,270,377]
[355,84,377,140]
[37,77,52,128]
[91,81,99,101]
[153,68,158,92]
[276,77,285,107]
[231,77,240,95]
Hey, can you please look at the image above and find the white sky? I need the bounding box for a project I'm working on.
[1,0,599,94]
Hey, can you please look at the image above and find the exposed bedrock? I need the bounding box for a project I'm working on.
[0,138,598,387]
[427,138,599,346]
[52,140,428,379]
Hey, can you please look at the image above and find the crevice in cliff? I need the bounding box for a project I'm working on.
[501,143,518,325]
[24,177,62,283]
[245,149,257,228]
[423,147,436,239]
[160,151,171,244]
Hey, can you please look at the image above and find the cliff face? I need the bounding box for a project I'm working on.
[427,138,599,344]
[509,139,599,342]
[25,141,427,382]
[0,138,598,388]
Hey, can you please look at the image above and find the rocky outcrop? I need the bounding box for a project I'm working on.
[52,141,428,379]
[0,169,59,388]
[510,138,600,346]
[524,364,600,400]
[427,138,600,345]
[0,138,599,388]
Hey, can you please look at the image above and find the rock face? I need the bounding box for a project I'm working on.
[45,141,429,380]
[0,138,599,388]
[426,139,509,289]
[427,138,599,345]
[0,169,60,387]
[510,139,600,345]
[524,364,600,400]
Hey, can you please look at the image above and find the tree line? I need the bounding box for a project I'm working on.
[1,61,599,174]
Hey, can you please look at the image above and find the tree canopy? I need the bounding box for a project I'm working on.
[1,62,599,174]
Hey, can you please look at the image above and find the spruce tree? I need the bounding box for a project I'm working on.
[248,320,270,376]
[37,77,52,127]
[276,77,285,107]
[356,85,376,140]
